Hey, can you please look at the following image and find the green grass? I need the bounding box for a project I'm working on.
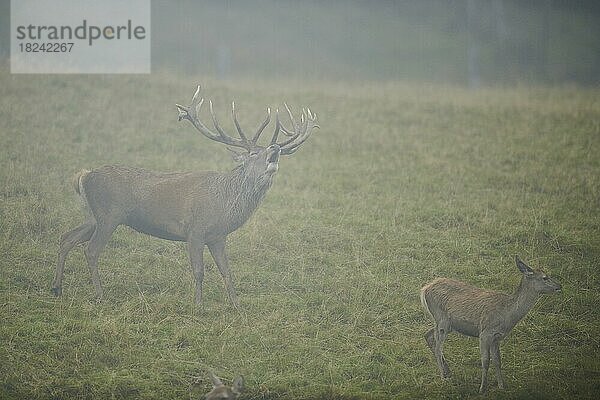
[1,72,599,399]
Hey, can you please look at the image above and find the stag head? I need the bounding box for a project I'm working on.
[175,85,319,182]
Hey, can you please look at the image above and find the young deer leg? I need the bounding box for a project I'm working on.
[208,237,240,308]
[53,220,96,296]
[479,333,493,393]
[490,336,505,389]
[433,321,451,378]
[425,328,436,352]
[84,222,117,300]
[426,328,450,373]
[188,238,205,305]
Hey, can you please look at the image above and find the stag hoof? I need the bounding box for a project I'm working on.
[51,287,62,297]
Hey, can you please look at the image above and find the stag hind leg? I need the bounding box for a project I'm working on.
[53,221,96,296]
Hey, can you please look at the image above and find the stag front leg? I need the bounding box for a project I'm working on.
[84,222,117,300]
[188,238,206,305]
[207,237,240,308]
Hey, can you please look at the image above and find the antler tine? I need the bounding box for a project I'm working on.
[176,85,251,150]
[252,107,271,144]
[276,106,297,137]
[279,123,296,137]
[276,105,319,155]
[281,103,298,137]
[269,109,282,145]
[176,85,200,121]
[300,108,308,132]
[177,85,318,154]
[231,101,249,143]
[284,103,295,126]
[209,100,228,138]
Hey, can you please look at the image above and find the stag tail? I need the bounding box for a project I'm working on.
[72,169,90,195]
[72,169,92,213]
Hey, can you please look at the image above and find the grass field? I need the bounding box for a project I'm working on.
[1,71,599,399]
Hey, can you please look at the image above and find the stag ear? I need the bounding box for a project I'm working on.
[227,147,247,162]
[515,255,534,275]
[232,376,244,394]
[208,372,223,387]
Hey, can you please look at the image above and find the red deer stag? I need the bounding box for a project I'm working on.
[52,85,318,307]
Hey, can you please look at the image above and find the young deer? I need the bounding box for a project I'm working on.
[420,256,561,393]
[52,85,318,307]
[205,373,244,400]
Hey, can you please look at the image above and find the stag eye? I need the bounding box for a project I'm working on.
[542,276,548,281]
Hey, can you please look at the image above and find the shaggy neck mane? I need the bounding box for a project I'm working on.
[219,164,273,223]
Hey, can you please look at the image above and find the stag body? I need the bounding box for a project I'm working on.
[52,86,318,307]
[420,256,561,393]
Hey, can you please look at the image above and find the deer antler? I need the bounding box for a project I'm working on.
[177,85,318,154]
[176,85,269,151]
[271,104,319,155]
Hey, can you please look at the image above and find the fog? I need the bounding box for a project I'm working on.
[152,0,600,85]
[2,0,599,85]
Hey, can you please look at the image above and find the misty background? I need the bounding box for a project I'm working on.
[1,0,599,86]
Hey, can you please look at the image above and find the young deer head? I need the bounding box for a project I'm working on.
[205,373,244,400]
[516,256,562,294]
[421,256,561,393]
[52,85,318,307]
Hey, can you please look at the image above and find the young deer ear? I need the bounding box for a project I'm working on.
[515,255,534,275]
[232,376,244,394]
[208,372,223,387]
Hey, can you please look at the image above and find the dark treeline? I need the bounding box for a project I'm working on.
[1,0,598,85]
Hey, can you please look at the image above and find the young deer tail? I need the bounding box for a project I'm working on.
[420,286,433,319]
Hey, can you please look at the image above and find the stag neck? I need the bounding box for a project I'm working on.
[231,164,273,195]
[218,164,272,223]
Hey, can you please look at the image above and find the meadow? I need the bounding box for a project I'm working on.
[0,71,599,399]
